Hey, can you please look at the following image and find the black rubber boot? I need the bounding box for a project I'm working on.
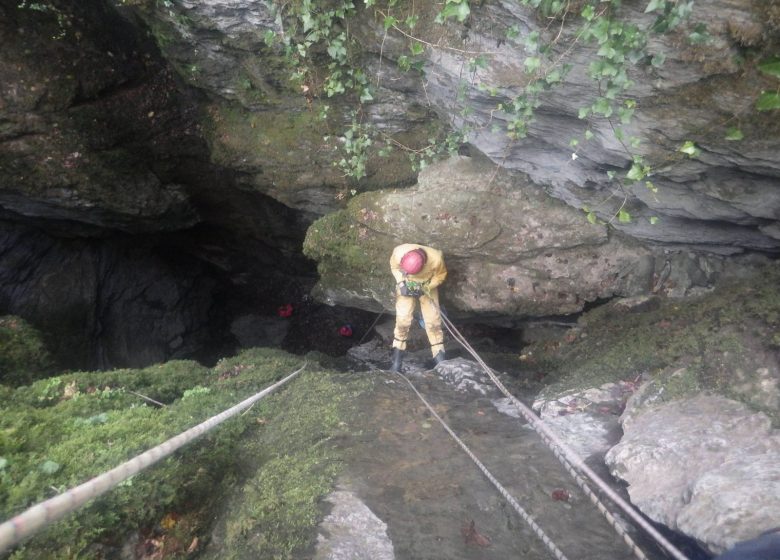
[433,350,446,366]
[390,348,404,372]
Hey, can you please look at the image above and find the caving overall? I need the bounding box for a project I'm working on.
[389,243,448,372]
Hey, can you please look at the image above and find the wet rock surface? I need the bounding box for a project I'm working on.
[316,349,677,560]
[605,394,780,555]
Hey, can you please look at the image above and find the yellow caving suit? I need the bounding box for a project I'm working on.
[390,243,448,357]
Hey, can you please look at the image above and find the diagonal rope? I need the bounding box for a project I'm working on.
[436,307,690,560]
[0,363,307,555]
[396,371,571,560]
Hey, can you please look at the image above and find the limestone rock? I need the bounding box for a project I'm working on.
[604,394,780,554]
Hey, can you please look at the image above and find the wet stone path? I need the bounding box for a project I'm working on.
[314,356,670,560]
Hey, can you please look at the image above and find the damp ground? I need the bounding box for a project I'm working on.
[311,356,698,560]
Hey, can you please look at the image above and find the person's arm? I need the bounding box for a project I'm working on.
[389,248,406,286]
[428,262,447,289]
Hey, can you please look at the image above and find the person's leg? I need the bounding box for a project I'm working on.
[420,290,445,359]
[392,295,415,351]
[391,295,415,371]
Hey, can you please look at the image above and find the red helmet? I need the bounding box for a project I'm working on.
[400,248,427,274]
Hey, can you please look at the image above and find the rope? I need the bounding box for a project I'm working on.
[357,310,385,345]
[436,308,690,560]
[397,372,571,560]
[0,363,307,555]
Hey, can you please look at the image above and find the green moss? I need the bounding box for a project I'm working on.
[303,194,395,282]
[203,101,338,172]
[215,369,367,560]
[530,264,780,424]
[1,347,363,559]
[0,316,53,387]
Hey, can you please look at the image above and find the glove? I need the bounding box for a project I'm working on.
[399,280,423,297]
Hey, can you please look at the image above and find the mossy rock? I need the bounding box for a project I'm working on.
[528,264,780,425]
[0,316,53,387]
[1,348,367,559]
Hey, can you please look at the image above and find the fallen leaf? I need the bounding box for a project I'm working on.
[551,488,570,501]
[461,520,491,547]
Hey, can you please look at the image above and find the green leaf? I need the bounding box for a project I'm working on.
[725,127,744,141]
[756,92,780,111]
[405,14,419,29]
[651,52,666,67]
[581,4,595,21]
[40,460,61,474]
[383,15,398,29]
[627,162,646,181]
[645,181,658,193]
[592,97,613,117]
[545,69,562,84]
[0,457,8,470]
[359,88,374,102]
[584,129,594,140]
[688,23,710,45]
[410,41,425,55]
[587,211,598,224]
[524,56,541,73]
[578,107,591,119]
[757,58,780,79]
[440,0,470,22]
[649,216,659,225]
[679,140,701,157]
[645,0,666,13]
[618,209,632,223]
[569,138,579,147]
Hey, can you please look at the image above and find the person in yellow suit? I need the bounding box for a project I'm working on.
[389,243,448,372]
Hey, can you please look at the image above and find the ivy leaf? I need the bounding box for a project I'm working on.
[405,14,419,29]
[626,162,646,182]
[586,211,598,224]
[651,52,666,68]
[581,4,595,21]
[756,92,780,111]
[584,129,594,140]
[725,127,744,141]
[618,209,632,223]
[409,41,425,56]
[592,97,613,117]
[758,58,780,79]
[578,106,591,119]
[383,15,398,29]
[645,0,666,13]
[679,140,701,157]
[524,56,541,73]
[649,216,659,225]
[688,23,710,45]
[440,0,470,22]
[359,88,374,103]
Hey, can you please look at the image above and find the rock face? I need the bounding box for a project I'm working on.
[605,394,780,554]
[414,1,780,253]
[1,0,779,368]
[0,223,226,370]
[304,155,740,316]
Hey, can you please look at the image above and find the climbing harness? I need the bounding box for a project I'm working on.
[0,363,306,555]
[432,305,690,560]
[396,372,571,560]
